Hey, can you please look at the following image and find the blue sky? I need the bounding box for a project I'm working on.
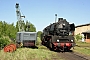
[0,0,90,31]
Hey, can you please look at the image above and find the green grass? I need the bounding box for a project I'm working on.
[76,42,90,47]
[74,42,90,56]
[0,47,63,60]
[74,46,90,56]
[0,37,64,60]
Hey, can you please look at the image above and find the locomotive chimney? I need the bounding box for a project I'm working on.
[55,14,57,23]
[58,18,63,22]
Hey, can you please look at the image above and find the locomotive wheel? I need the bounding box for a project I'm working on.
[4,44,16,52]
[50,43,54,51]
[49,39,54,50]
[9,44,16,51]
[4,45,13,52]
[50,42,52,48]
[46,41,49,48]
[49,39,52,48]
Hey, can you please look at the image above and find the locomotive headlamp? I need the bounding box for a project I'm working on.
[57,39,59,42]
[71,40,73,42]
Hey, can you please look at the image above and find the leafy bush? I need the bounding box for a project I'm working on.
[0,37,10,49]
[75,34,82,41]
[36,37,41,46]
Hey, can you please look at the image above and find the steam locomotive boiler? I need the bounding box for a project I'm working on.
[41,18,75,51]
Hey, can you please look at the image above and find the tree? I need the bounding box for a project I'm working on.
[29,23,36,32]
[16,20,36,32]
[16,21,19,32]
[25,21,36,32]
[37,31,42,39]
[0,21,3,37]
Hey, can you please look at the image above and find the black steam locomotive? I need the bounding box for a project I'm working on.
[41,18,75,51]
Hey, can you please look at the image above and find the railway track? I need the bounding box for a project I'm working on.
[43,45,90,60]
[55,50,90,60]
[43,46,90,60]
